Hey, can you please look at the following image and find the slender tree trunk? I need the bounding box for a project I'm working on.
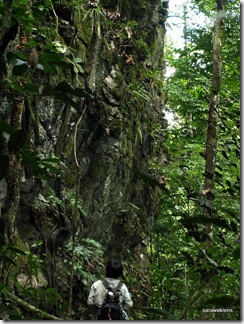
[0,1,16,98]
[203,0,227,239]
[1,0,13,35]
[0,11,26,245]
[182,4,193,138]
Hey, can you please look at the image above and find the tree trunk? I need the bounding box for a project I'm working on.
[203,0,227,239]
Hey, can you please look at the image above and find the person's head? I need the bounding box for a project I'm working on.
[106,259,123,279]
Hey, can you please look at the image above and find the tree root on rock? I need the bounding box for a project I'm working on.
[5,291,62,320]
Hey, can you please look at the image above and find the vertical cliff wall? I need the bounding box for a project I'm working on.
[0,0,168,318]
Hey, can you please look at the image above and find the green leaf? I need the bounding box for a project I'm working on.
[56,81,75,93]
[55,93,80,111]
[0,54,7,75]
[0,255,17,266]
[205,294,240,307]
[6,52,24,62]
[42,157,60,163]
[73,63,84,74]
[133,169,167,190]
[218,266,234,274]
[6,246,27,255]
[74,57,83,63]
[189,216,231,230]
[0,121,15,135]
[41,162,61,174]
[56,81,94,99]
[215,171,222,178]
[12,59,28,76]
[36,63,44,71]
[0,283,8,293]
[13,58,26,66]
[21,149,40,175]
[79,89,95,99]
[220,208,239,220]
[42,85,56,96]
[0,155,9,181]
[232,247,240,260]
[230,221,238,233]
[221,150,229,160]
[23,83,39,94]
[41,53,70,70]
[141,306,164,315]
[187,230,202,242]
[8,129,28,152]
[42,83,94,107]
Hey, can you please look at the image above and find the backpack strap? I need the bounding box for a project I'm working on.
[115,281,123,292]
[102,278,111,290]
[102,279,123,300]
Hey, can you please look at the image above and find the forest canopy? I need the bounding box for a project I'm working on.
[147,0,240,320]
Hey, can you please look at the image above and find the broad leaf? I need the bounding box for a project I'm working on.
[189,216,231,230]
[205,294,240,307]
[23,83,39,94]
[0,155,9,180]
[0,121,15,135]
[12,59,28,76]
[8,129,28,152]
[6,246,27,255]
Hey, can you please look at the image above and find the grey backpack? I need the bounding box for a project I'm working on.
[97,279,124,320]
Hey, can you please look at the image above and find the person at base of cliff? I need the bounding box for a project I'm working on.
[87,258,133,320]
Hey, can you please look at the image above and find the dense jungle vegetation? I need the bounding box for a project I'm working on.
[147,0,240,320]
[0,0,240,320]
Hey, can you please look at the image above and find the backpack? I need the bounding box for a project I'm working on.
[97,279,124,320]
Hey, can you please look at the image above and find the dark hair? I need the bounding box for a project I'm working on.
[106,259,123,279]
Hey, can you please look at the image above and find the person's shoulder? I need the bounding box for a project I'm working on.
[120,282,130,292]
[92,279,103,287]
[121,282,128,288]
[105,278,122,286]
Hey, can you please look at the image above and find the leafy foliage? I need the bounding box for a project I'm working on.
[60,238,104,286]
[146,0,240,320]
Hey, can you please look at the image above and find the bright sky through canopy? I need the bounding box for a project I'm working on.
[166,0,186,49]
[164,0,210,125]
[166,0,211,49]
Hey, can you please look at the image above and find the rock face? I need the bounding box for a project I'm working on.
[0,0,168,316]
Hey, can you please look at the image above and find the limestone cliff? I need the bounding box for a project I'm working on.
[0,0,168,319]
